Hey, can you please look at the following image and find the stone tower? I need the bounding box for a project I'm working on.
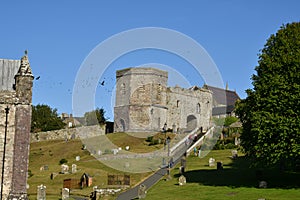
[0,52,34,200]
[114,67,213,133]
[114,67,168,132]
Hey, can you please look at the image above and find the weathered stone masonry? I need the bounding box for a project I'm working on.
[114,67,212,133]
[0,53,33,200]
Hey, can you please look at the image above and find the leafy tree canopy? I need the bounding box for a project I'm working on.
[236,22,300,169]
[84,107,107,126]
[31,104,65,132]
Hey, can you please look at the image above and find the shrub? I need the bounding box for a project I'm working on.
[59,158,68,165]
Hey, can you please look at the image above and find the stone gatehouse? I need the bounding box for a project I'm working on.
[0,52,34,200]
[114,67,212,133]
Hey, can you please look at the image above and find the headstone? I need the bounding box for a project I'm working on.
[112,149,118,155]
[62,188,70,200]
[259,181,267,188]
[97,150,102,156]
[82,144,87,150]
[118,147,122,151]
[72,164,77,173]
[125,146,130,151]
[75,156,80,161]
[61,164,69,174]
[50,172,58,180]
[43,165,49,171]
[209,158,215,167]
[217,161,223,170]
[232,150,238,159]
[71,133,76,140]
[178,175,186,186]
[198,149,201,158]
[37,184,46,200]
[180,157,186,173]
[138,184,147,199]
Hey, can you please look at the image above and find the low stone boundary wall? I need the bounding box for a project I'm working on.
[30,125,106,142]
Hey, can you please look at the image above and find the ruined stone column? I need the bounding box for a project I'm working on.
[8,52,34,200]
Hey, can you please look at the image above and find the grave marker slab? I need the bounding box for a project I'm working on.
[37,184,46,200]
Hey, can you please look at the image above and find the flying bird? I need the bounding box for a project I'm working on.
[100,80,105,86]
[36,76,40,80]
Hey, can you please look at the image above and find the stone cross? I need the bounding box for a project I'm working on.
[37,184,46,200]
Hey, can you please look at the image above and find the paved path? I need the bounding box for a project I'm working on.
[116,145,187,200]
[116,167,168,200]
[116,128,211,200]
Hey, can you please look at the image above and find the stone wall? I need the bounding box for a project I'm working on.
[30,125,106,142]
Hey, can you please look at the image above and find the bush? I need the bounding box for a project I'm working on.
[149,139,159,146]
[59,158,68,165]
[146,136,153,142]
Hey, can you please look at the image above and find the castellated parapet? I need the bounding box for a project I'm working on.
[114,67,212,133]
[0,52,34,200]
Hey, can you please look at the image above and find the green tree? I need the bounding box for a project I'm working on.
[224,116,238,127]
[236,22,300,168]
[84,107,107,126]
[31,104,65,132]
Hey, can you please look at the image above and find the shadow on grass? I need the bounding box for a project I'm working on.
[175,156,300,189]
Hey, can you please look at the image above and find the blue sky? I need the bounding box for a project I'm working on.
[1,1,299,119]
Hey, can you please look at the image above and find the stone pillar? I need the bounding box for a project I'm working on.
[8,105,32,200]
[8,52,34,200]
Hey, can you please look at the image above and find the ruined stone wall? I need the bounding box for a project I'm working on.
[167,87,212,132]
[0,94,16,200]
[30,125,106,142]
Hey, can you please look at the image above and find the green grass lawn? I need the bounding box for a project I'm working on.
[27,139,152,200]
[145,150,300,200]
[28,136,300,200]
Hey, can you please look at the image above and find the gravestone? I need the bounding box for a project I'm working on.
[138,184,147,199]
[259,181,267,188]
[125,146,130,151]
[112,149,118,155]
[180,157,186,174]
[97,150,102,156]
[50,172,58,180]
[231,150,238,159]
[209,158,215,167]
[37,184,46,200]
[75,156,80,161]
[61,164,69,174]
[178,175,186,186]
[217,161,223,170]
[72,164,77,173]
[62,188,70,200]
[71,133,76,140]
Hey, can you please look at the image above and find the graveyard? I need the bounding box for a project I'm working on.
[27,132,300,200]
[27,136,154,199]
[145,150,300,200]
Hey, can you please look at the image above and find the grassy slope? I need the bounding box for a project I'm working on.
[145,150,300,200]
[27,137,152,200]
